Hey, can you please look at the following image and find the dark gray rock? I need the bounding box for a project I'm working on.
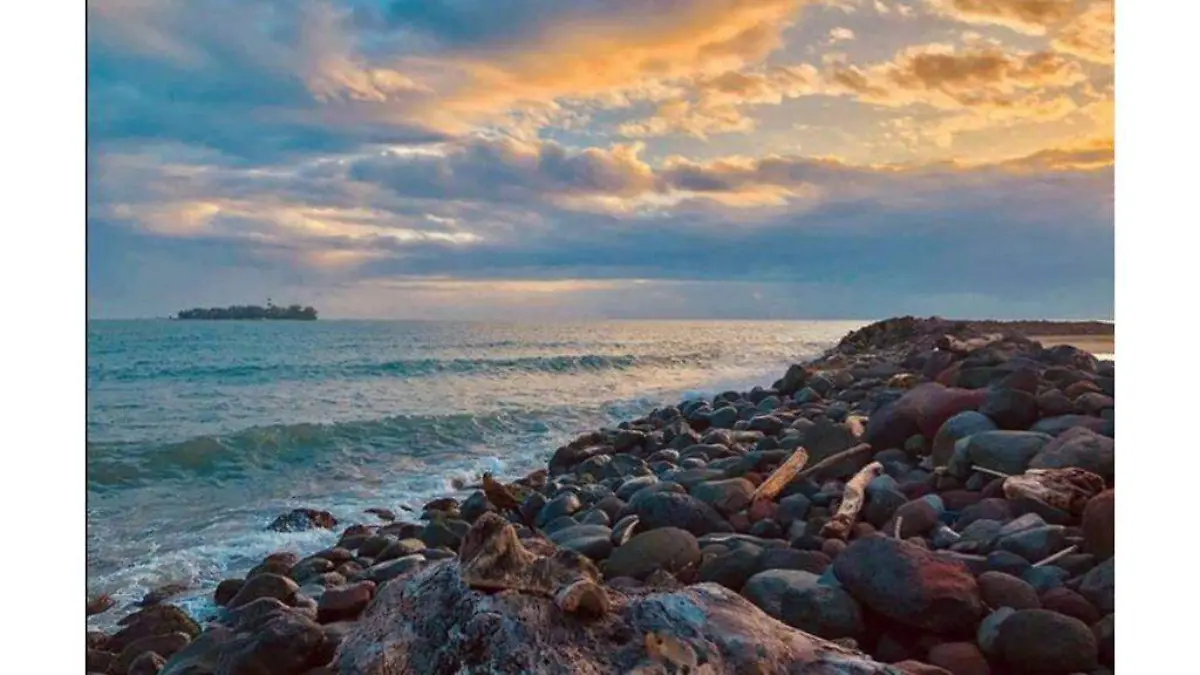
[1078,557,1114,614]
[605,527,701,580]
[979,388,1039,430]
[946,430,1052,479]
[742,569,821,619]
[535,494,584,529]
[689,478,755,517]
[697,545,764,591]
[780,577,865,640]
[996,524,1066,562]
[1029,427,1115,482]
[996,609,1098,674]
[628,491,732,537]
[977,571,1041,610]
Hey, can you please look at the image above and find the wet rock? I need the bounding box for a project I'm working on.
[219,612,330,675]
[420,519,468,551]
[604,527,701,580]
[114,632,191,673]
[460,491,496,523]
[1081,489,1114,559]
[833,536,983,635]
[137,584,190,608]
[979,388,1038,430]
[1029,427,1115,482]
[290,557,336,584]
[689,478,755,517]
[628,491,732,536]
[267,508,337,532]
[317,581,376,623]
[363,555,427,585]
[109,605,201,653]
[996,609,1098,674]
[127,651,167,675]
[977,572,1041,610]
[228,573,299,610]
[1078,557,1114,614]
[213,579,244,607]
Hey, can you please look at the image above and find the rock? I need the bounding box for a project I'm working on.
[267,508,337,532]
[927,641,991,675]
[335,560,894,674]
[996,609,1098,674]
[1078,557,1114,614]
[953,519,1002,554]
[758,548,831,575]
[774,363,813,395]
[610,515,639,547]
[138,583,190,608]
[115,632,192,673]
[996,525,1066,562]
[749,519,783,539]
[976,606,1015,657]
[1040,587,1100,625]
[775,493,812,527]
[220,597,293,632]
[109,605,201,653]
[542,516,580,535]
[88,648,115,673]
[1029,427,1115,482]
[605,527,701,580]
[800,418,859,463]
[947,431,1052,479]
[1030,415,1112,438]
[985,550,1030,577]
[460,491,496,522]
[549,443,611,476]
[885,497,943,539]
[217,612,330,675]
[742,569,821,619]
[377,538,426,562]
[892,660,953,674]
[420,519,468,551]
[697,545,763,592]
[979,388,1038,430]
[955,499,1012,530]
[1092,614,1114,665]
[689,478,755,517]
[1081,490,1115,559]
[1036,388,1074,417]
[128,651,167,675]
[227,573,300,609]
[615,475,657,501]
[864,488,908,529]
[535,494,584,529]
[833,536,984,635]
[779,577,865,640]
[628,491,732,536]
[866,384,988,451]
[362,555,427,585]
[213,579,244,607]
[290,557,336,583]
[977,572,1041,610]
[1020,565,1069,594]
[317,581,376,623]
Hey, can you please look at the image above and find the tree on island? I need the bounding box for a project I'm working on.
[175,303,318,320]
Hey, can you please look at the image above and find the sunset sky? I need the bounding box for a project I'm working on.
[87,0,1114,319]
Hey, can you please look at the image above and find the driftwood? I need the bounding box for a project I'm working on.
[821,461,884,541]
[751,447,810,502]
[1033,545,1079,568]
[1003,468,1106,516]
[795,443,874,483]
[935,333,1005,356]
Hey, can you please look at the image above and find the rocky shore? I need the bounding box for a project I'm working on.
[86,316,1116,675]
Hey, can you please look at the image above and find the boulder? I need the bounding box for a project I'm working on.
[689,478,755,517]
[867,384,987,451]
[833,536,984,635]
[801,418,860,463]
[1078,557,1114,614]
[1030,415,1112,438]
[1029,427,1115,482]
[605,528,701,581]
[995,525,1066,563]
[317,581,376,623]
[697,546,764,592]
[976,606,1015,658]
[1040,587,1101,625]
[627,491,732,536]
[946,431,1052,479]
[109,605,201,654]
[114,632,191,674]
[267,508,337,532]
[333,561,894,674]
[927,642,991,675]
[741,569,821,619]
[227,573,300,609]
[979,388,1038,430]
[127,651,167,675]
[977,572,1041,610]
[758,549,832,575]
[1081,489,1115,559]
[213,579,244,607]
[780,577,865,640]
[996,609,1098,674]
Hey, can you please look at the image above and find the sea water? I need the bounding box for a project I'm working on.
[86,319,863,628]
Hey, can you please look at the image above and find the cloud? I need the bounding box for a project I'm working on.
[924,0,1076,35]
[829,27,858,42]
[1051,1,1114,64]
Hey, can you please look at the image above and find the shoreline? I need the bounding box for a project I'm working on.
[87,317,1116,674]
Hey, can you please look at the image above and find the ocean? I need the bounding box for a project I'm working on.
[85,319,863,628]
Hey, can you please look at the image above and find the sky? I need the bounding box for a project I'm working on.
[87,0,1114,320]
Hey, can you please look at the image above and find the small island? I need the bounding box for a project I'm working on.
[174,302,318,321]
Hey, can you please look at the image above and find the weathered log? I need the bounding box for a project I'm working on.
[751,447,809,503]
[1003,468,1106,516]
[821,461,885,541]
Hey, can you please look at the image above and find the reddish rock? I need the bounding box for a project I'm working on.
[1035,389,1074,418]
[833,536,984,635]
[749,498,777,523]
[108,605,200,653]
[1040,587,1101,625]
[885,499,942,539]
[866,384,987,451]
[893,660,953,675]
[729,511,751,532]
[317,581,377,623]
[822,538,848,559]
[128,651,167,675]
[1064,380,1102,398]
[115,631,191,673]
[227,573,300,609]
[267,508,338,532]
[851,522,876,540]
[927,641,991,675]
[939,491,983,512]
[1081,490,1115,559]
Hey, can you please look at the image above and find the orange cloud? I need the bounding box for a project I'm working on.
[925,0,1076,35]
[1051,2,1114,64]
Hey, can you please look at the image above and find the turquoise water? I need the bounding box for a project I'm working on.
[86,319,861,626]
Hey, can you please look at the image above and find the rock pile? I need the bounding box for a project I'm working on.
[86,317,1115,674]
